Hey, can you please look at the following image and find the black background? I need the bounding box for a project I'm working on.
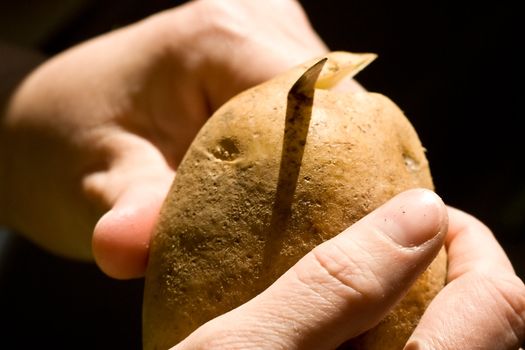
[0,0,523,348]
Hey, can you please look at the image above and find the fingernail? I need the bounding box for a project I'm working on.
[376,189,447,247]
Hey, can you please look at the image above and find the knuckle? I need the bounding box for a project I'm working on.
[184,322,283,350]
[305,238,388,302]
[196,1,248,41]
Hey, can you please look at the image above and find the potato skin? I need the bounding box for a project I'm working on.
[142,55,447,350]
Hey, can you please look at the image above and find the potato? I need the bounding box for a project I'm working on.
[142,51,447,350]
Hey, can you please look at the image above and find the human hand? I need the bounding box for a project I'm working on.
[171,189,525,350]
[0,0,338,278]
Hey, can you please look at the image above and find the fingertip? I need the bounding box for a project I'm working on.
[92,188,164,279]
[398,188,447,221]
[93,211,146,279]
[374,188,448,247]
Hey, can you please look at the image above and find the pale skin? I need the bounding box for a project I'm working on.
[0,0,523,349]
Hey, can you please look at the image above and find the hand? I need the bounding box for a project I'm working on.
[0,0,334,278]
[172,189,525,350]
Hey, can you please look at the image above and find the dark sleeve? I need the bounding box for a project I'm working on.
[0,42,46,115]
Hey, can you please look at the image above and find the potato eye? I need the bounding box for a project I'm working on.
[403,152,420,172]
[211,137,240,161]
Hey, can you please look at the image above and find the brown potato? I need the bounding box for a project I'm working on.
[142,52,447,350]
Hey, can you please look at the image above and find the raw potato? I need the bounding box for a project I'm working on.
[142,51,447,350]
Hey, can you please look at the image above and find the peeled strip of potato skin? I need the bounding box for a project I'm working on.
[142,51,447,350]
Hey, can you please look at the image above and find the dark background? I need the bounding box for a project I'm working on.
[1,0,523,348]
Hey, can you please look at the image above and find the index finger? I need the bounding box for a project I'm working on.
[446,206,515,281]
[405,207,525,350]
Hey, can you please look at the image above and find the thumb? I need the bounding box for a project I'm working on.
[173,189,448,350]
[92,182,168,279]
[88,132,174,280]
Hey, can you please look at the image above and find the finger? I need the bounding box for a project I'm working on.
[173,189,448,350]
[92,182,167,279]
[446,206,515,279]
[89,133,174,279]
[405,207,525,350]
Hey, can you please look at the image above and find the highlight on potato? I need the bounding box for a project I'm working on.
[142,51,447,350]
